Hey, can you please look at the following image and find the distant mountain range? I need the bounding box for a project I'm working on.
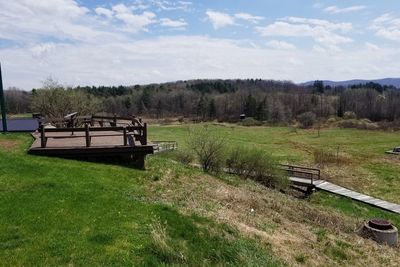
[301,78,400,88]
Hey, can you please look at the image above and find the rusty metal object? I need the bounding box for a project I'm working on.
[368,219,392,230]
[360,219,398,246]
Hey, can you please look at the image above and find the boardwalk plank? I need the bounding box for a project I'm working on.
[287,176,400,214]
[311,180,400,214]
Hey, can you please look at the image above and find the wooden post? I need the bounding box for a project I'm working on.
[123,127,127,146]
[0,62,7,133]
[40,125,46,148]
[113,113,117,127]
[143,123,147,145]
[85,124,91,147]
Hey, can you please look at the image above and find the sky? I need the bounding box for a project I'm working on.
[0,0,400,90]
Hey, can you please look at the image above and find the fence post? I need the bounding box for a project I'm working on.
[40,125,46,148]
[0,62,7,133]
[143,123,147,145]
[123,127,127,146]
[113,113,117,126]
[85,124,91,147]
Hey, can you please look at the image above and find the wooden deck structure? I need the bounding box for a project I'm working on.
[28,114,154,169]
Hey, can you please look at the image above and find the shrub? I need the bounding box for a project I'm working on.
[337,119,379,130]
[240,117,263,127]
[188,126,226,173]
[174,150,195,165]
[326,116,338,124]
[343,111,357,120]
[297,112,316,128]
[226,146,288,189]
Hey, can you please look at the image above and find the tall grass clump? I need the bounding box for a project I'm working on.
[188,126,226,173]
[313,148,350,166]
[226,146,288,190]
[149,218,187,264]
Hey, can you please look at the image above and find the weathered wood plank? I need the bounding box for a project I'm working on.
[313,180,400,214]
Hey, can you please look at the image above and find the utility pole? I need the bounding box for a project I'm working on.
[0,62,7,133]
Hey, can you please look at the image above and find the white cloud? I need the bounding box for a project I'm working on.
[0,0,102,43]
[30,43,56,58]
[160,18,187,28]
[0,0,399,90]
[2,35,400,90]
[366,42,379,51]
[151,0,192,11]
[206,10,235,29]
[234,13,263,23]
[111,4,157,32]
[206,10,263,29]
[371,13,400,41]
[284,17,352,32]
[95,7,114,19]
[256,17,353,50]
[266,40,296,50]
[324,5,367,14]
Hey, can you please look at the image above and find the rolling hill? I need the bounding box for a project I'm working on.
[301,78,400,88]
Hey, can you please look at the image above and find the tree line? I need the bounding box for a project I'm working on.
[4,78,400,124]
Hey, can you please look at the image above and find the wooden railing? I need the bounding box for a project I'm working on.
[38,114,144,129]
[281,164,320,185]
[39,123,147,148]
[152,141,178,153]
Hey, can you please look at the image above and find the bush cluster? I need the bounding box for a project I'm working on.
[297,112,316,128]
[185,126,288,189]
[337,119,379,130]
[226,146,288,189]
[239,117,263,127]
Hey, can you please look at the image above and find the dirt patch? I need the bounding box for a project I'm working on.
[0,139,19,152]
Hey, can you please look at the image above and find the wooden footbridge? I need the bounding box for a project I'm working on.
[282,165,400,214]
[29,114,154,169]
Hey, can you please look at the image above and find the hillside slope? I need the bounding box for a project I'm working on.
[0,133,399,266]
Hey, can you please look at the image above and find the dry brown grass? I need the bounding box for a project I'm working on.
[313,148,352,167]
[0,139,19,151]
[146,161,400,266]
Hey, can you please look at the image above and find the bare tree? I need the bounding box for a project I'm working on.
[188,126,226,172]
[31,77,99,117]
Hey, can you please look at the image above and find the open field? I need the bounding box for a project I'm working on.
[149,124,400,203]
[1,127,400,266]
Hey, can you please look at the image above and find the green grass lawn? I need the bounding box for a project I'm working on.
[7,113,33,119]
[0,133,281,266]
